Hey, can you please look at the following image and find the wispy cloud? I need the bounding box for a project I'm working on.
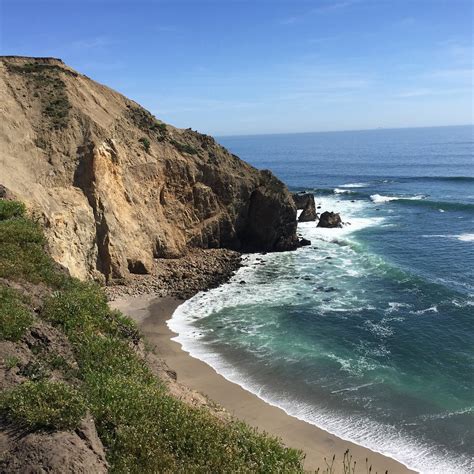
[311,1,358,14]
[427,68,473,80]
[70,36,117,50]
[278,0,359,25]
[396,87,470,98]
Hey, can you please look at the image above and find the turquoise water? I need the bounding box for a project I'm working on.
[169,126,474,473]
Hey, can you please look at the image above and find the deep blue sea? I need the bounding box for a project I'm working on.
[169,125,474,473]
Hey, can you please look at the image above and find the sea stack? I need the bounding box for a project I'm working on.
[291,192,317,222]
[317,211,342,228]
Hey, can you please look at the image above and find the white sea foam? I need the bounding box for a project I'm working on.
[334,188,352,194]
[370,194,425,204]
[167,193,472,474]
[340,182,369,188]
[457,233,474,242]
[422,233,474,243]
[385,302,412,313]
[412,306,438,315]
[169,290,471,473]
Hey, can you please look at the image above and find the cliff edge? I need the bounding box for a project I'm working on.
[0,56,298,282]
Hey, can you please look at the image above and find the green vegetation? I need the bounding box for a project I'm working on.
[6,61,72,129]
[126,105,168,139]
[0,200,26,220]
[0,213,65,286]
[0,200,305,472]
[0,380,86,430]
[138,136,151,153]
[170,138,198,155]
[0,286,33,341]
[4,356,21,370]
[18,360,49,381]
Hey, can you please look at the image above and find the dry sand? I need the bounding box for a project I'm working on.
[112,295,416,473]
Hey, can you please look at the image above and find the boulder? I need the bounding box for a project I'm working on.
[317,211,342,228]
[299,238,311,246]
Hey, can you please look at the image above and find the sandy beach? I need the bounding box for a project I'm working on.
[112,294,415,473]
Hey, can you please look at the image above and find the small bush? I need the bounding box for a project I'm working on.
[170,139,198,155]
[0,201,25,220]
[4,356,21,370]
[6,62,72,129]
[138,136,151,153]
[0,218,44,245]
[42,281,109,336]
[0,212,64,286]
[0,286,33,341]
[0,380,86,430]
[18,360,49,381]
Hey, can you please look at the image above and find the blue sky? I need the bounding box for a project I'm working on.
[1,0,472,135]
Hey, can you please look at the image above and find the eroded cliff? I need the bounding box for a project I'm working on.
[0,56,298,281]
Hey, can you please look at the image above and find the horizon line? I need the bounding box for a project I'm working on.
[216,123,474,139]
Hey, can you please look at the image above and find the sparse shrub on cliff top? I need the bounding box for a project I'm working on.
[0,380,86,430]
[5,61,71,129]
[0,286,33,341]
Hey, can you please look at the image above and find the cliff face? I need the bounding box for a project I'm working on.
[0,56,298,281]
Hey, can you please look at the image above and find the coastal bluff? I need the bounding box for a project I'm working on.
[0,56,298,282]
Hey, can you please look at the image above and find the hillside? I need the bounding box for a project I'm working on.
[0,200,304,472]
[0,56,298,282]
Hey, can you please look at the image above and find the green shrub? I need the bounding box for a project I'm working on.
[0,286,33,341]
[0,201,26,220]
[138,136,150,153]
[18,360,49,381]
[6,62,72,129]
[4,356,21,370]
[76,334,152,382]
[0,214,64,286]
[0,380,86,430]
[0,218,44,244]
[85,373,304,472]
[170,139,198,155]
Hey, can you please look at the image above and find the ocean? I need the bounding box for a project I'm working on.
[168,125,474,473]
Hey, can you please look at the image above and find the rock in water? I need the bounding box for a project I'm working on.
[317,211,342,228]
[299,199,317,222]
[0,56,299,281]
[291,192,317,222]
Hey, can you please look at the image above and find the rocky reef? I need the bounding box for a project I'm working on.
[0,56,298,283]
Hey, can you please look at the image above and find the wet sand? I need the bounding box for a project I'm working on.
[112,294,415,473]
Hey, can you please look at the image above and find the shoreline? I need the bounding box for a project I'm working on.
[112,294,415,473]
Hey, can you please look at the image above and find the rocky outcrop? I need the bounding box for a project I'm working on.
[317,211,342,228]
[0,418,108,473]
[0,56,298,282]
[244,171,299,251]
[292,192,317,222]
